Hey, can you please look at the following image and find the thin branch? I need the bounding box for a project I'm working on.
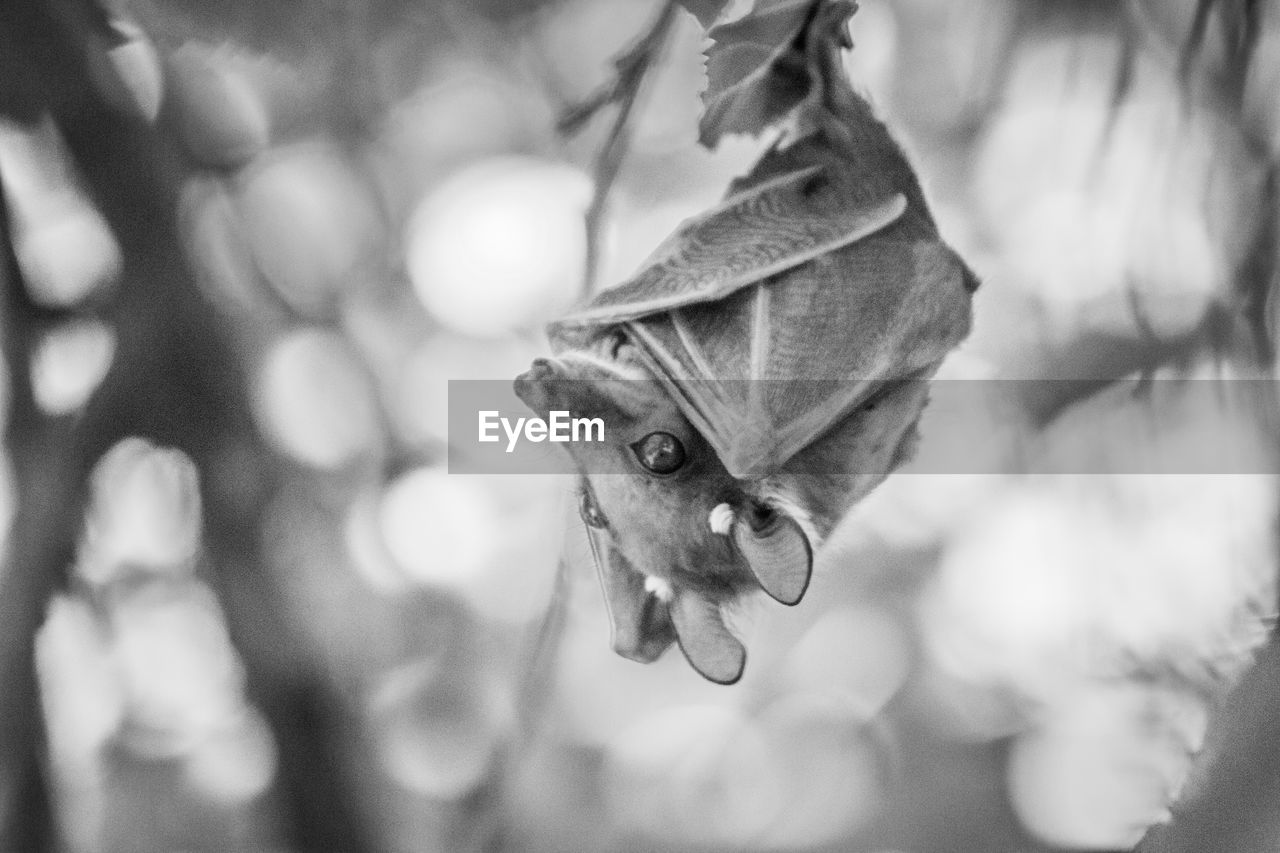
[508,4,680,747]
[1178,0,1216,84]
[513,553,573,737]
[566,0,679,298]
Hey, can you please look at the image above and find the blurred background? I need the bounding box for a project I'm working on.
[1,0,1279,851]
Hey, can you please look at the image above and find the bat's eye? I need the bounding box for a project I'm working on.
[579,489,608,529]
[633,432,686,475]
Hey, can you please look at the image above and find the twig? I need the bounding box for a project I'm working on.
[513,552,573,736]
[1179,0,1216,84]
[568,0,679,298]
[509,3,679,740]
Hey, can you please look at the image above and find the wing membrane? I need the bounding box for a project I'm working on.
[622,238,972,479]
[555,169,907,328]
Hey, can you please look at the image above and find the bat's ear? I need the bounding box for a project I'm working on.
[670,589,747,685]
[733,508,813,606]
[593,539,677,664]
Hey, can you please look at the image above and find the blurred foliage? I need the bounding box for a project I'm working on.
[0,0,1278,852]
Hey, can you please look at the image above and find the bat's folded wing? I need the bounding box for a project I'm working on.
[624,235,972,479]
[553,166,908,328]
[548,163,973,481]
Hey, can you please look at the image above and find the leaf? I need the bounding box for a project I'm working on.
[709,0,818,49]
[698,0,857,147]
[699,0,815,146]
[676,0,735,29]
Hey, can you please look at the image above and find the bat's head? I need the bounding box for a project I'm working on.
[514,333,814,684]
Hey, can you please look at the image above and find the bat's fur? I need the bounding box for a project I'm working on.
[763,372,932,543]
[515,335,932,684]
[518,337,759,604]
[515,1,975,683]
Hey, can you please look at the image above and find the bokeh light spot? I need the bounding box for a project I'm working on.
[184,708,278,805]
[405,156,590,337]
[378,468,501,588]
[81,437,202,579]
[254,329,380,469]
[31,319,115,416]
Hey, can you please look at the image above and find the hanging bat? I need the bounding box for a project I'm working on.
[515,0,977,684]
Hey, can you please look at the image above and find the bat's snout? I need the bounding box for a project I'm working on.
[512,358,559,415]
[525,357,557,379]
